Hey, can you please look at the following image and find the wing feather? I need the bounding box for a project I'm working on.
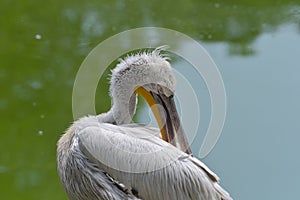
[74,116,232,200]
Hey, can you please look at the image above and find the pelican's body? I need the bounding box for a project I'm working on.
[57,48,232,200]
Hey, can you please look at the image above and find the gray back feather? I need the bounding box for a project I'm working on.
[70,116,232,200]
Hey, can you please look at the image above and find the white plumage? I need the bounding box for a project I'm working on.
[57,48,232,200]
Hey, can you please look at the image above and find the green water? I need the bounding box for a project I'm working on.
[1,0,300,199]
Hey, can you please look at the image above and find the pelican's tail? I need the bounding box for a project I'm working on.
[214,183,233,200]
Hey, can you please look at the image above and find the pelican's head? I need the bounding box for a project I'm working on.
[109,47,191,154]
[110,48,175,98]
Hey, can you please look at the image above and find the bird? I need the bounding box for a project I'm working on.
[57,47,232,200]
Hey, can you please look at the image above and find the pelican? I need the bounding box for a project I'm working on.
[57,47,232,200]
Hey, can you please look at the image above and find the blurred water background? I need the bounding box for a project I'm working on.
[1,0,300,199]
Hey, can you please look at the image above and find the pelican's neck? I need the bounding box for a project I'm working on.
[97,93,137,125]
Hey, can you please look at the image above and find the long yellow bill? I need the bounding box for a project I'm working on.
[135,86,168,141]
[135,86,192,155]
